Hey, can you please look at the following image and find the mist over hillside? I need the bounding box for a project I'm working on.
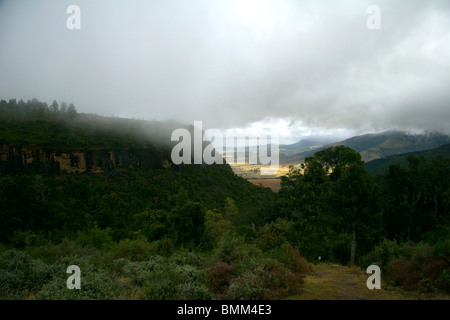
[0,98,227,175]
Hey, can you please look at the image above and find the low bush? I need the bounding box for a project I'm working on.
[108,237,156,261]
[386,242,449,293]
[35,255,129,300]
[206,261,235,297]
[25,239,99,264]
[0,236,310,300]
[0,249,55,299]
[213,232,263,273]
[75,224,114,250]
[270,243,312,276]
[387,257,421,291]
[226,258,302,300]
[361,238,399,269]
[436,268,450,293]
[142,258,211,300]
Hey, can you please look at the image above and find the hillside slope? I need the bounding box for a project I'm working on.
[365,143,450,174]
[281,130,450,164]
[0,98,276,243]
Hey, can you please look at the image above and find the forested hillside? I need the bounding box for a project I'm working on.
[365,143,450,174]
[0,98,449,300]
[0,98,303,300]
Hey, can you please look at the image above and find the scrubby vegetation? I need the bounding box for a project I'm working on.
[0,98,449,299]
[0,236,309,300]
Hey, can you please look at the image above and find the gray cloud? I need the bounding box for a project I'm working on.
[0,0,449,138]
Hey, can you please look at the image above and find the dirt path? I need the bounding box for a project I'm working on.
[290,263,446,300]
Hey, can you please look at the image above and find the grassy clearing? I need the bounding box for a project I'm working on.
[289,263,450,300]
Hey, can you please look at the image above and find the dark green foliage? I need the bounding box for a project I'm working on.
[0,163,274,248]
[0,98,293,300]
[170,201,206,248]
[278,146,381,265]
[1,98,449,298]
[437,269,450,293]
[361,238,400,269]
[378,155,450,242]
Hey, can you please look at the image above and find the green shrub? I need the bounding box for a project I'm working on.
[436,268,450,293]
[109,237,155,261]
[113,254,211,300]
[142,260,211,300]
[435,239,450,260]
[9,230,49,248]
[155,238,176,257]
[35,255,128,300]
[0,249,55,299]
[0,243,6,255]
[253,219,293,251]
[169,251,204,267]
[25,239,98,264]
[227,270,268,300]
[269,243,312,275]
[115,259,153,287]
[75,224,113,250]
[226,258,302,300]
[361,238,399,269]
[213,232,263,272]
[398,241,435,262]
[176,282,211,300]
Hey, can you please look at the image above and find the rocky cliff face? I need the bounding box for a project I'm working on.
[0,144,172,176]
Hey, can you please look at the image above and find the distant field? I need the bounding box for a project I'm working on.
[229,163,303,192]
[248,178,282,192]
[229,163,298,192]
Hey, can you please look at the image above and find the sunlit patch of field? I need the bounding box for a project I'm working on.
[229,163,295,178]
[229,163,303,192]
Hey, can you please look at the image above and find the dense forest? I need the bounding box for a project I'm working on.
[0,98,449,299]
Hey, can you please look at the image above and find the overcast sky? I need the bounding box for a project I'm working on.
[0,0,449,143]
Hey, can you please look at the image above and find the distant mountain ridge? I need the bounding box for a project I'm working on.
[280,130,450,164]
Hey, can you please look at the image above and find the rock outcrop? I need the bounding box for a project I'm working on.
[0,144,172,176]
